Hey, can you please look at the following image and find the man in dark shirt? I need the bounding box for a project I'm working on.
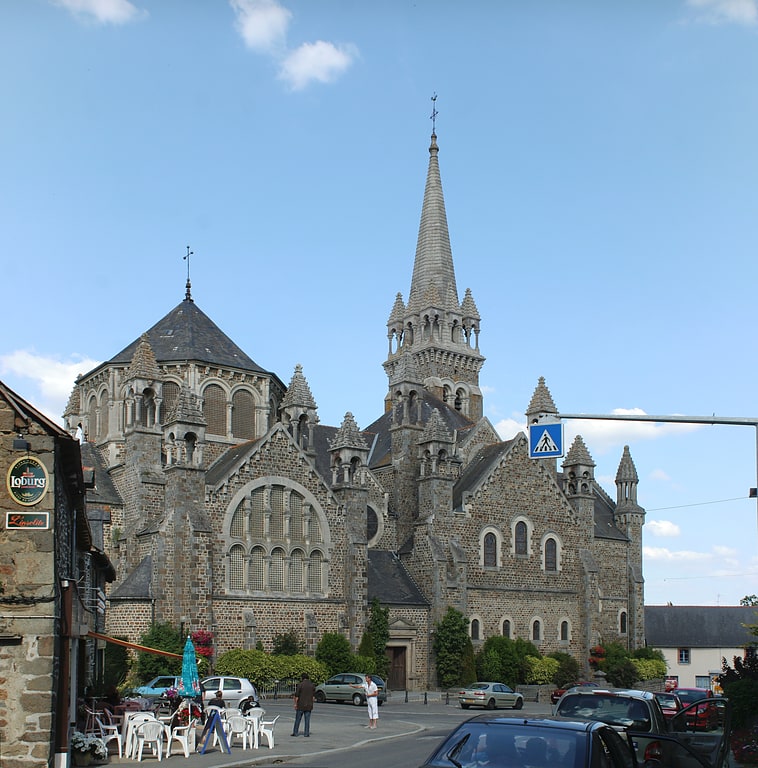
[292,673,315,737]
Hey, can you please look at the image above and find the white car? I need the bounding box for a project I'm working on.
[200,676,257,708]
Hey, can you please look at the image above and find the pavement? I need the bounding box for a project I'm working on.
[107,697,429,768]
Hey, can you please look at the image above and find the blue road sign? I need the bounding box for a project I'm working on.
[529,422,564,458]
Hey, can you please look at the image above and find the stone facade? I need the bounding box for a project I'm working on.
[0,381,114,767]
[63,132,645,691]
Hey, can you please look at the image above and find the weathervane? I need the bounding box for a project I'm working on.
[183,245,193,301]
[430,93,438,134]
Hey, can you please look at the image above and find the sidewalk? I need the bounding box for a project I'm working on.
[108,701,425,768]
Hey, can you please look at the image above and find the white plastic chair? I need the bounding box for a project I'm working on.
[135,719,165,761]
[125,713,157,759]
[258,714,279,749]
[225,714,252,748]
[245,708,265,748]
[95,713,123,758]
[167,719,195,758]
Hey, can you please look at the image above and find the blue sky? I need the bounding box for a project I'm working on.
[3,0,758,609]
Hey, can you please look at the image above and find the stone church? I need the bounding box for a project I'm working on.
[64,131,645,690]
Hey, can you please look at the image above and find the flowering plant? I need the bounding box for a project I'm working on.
[163,686,179,701]
[174,701,203,726]
[71,731,108,759]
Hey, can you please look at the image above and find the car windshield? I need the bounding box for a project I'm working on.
[674,689,707,704]
[434,722,581,768]
[557,694,652,731]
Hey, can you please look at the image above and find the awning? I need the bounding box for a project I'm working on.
[87,630,183,659]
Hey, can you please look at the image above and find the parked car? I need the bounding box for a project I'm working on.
[457,682,524,710]
[419,714,638,768]
[314,673,387,706]
[555,686,732,767]
[653,691,683,720]
[671,687,720,730]
[199,676,258,709]
[133,675,180,699]
[550,680,599,705]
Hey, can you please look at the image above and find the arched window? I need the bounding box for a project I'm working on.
[545,538,557,572]
[269,547,285,591]
[98,390,108,438]
[532,619,541,642]
[88,396,98,443]
[515,521,527,555]
[308,550,323,593]
[620,611,628,634]
[204,384,227,435]
[502,619,511,638]
[232,389,255,439]
[471,619,480,641]
[289,548,305,593]
[560,620,569,642]
[483,532,497,567]
[229,544,245,590]
[161,381,179,424]
[249,546,265,591]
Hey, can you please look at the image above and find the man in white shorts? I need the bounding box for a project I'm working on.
[362,674,379,729]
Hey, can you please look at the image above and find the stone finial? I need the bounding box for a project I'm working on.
[421,409,453,444]
[329,412,368,451]
[63,376,82,417]
[281,364,318,410]
[526,376,558,417]
[615,445,638,484]
[460,288,480,320]
[388,292,406,324]
[563,435,596,468]
[126,334,160,381]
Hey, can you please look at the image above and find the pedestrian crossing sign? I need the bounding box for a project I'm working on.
[528,421,564,459]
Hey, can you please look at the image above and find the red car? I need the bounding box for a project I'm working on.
[653,691,683,720]
[550,681,599,705]
[671,688,719,730]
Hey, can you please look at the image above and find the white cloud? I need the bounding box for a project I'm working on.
[646,519,681,537]
[643,546,713,562]
[564,408,701,456]
[650,468,671,482]
[279,41,356,90]
[51,0,144,25]
[494,416,524,441]
[686,0,758,25]
[230,0,291,53]
[0,350,100,425]
[230,0,356,89]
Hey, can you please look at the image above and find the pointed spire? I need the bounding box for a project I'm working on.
[329,412,368,451]
[388,292,406,324]
[421,408,453,443]
[563,435,595,468]
[407,132,458,313]
[615,445,639,484]
[460,288,480,321]
[281,364,318,410]
[389,352,422,387]
[526,377,558,417]
[63,375,82,417]
[126,334,160,381]
[166,384,205,424]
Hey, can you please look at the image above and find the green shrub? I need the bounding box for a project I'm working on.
[548,652,581,687]
[215,648,328,685]
[315,633,353,677]
[272,630,304,656]
[135,622,183,682]
[631,658,666,682]
[524,656,559,685]
[432,607,475,688]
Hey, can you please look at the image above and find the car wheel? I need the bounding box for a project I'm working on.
[486,698,496,710]
[315,691,326,704]
[352,693,364,706]
[513,697,524,710]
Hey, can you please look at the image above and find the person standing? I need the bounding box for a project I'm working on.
[360,674,379,729]
[292,673,315,737]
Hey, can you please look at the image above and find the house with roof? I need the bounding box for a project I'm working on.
[62,130,646,689]
[645,605,757,690]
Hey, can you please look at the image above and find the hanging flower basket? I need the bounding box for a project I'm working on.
[70,731,108,765]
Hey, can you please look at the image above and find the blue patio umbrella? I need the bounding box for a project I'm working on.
[176,635,201,699]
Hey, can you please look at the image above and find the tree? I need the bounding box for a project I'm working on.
[367,599,390,679]
[103,637,130,690]
[272,630,304,656]
[315,632,353,677]
[134,622,183,683]
[548,651,581,687]
[432,607,475,689]
[741,595,758,606]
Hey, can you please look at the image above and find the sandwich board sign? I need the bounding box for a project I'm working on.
[528,421,564,459]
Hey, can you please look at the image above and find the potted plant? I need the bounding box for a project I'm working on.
[70,731,108,766]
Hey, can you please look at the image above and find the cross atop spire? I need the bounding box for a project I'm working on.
[430,93,438,135]
[183,245,194,301]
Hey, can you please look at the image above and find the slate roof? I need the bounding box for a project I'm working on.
[367,550,429,606]
[453,440,514,511]
[363,391,475,471]
[81,442,123,508]
[107,298,274,375]
[645,605,758,648]
[109,555,153,600]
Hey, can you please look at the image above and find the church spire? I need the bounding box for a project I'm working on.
[384,109,485,421]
